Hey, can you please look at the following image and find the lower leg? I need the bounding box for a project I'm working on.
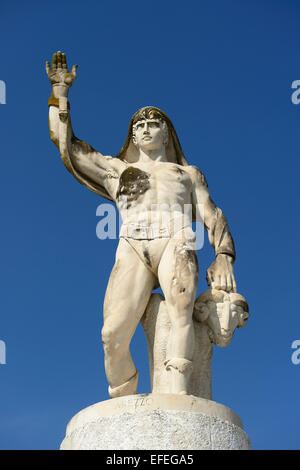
[165,357,193,395]
[165,314,195,394]
[103,338,137,390]
[168,320,195,361]
[108,370,139,398]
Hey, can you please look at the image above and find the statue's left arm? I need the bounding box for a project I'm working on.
[190,166,237,292]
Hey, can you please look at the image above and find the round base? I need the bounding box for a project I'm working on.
[60,394,251,450]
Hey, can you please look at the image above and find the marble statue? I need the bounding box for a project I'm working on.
[46,51,248,399]
[141,290,249,399]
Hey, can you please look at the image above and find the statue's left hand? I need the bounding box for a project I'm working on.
[206,254,237,292]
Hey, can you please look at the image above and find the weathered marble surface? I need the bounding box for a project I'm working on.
[60,394,251,450]
[46,51,244,397]
[141,290,249,399]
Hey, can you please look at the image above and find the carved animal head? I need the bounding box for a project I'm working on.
[194,289,249,347]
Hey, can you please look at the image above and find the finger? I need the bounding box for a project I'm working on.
[216,274,222,290]
[52,52,57,70]
[57,51,62,69]
[220,274,227,291]
[232,276,237,293]
[215,274,226,291]
[71,64,78,78]
[226,273,232,292]
[62,53,68,70]
[213,274,220,290]
[45,61,51,75]
[206,269,214,285]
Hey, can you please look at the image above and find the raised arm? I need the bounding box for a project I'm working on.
[46,51,124,201]
[190,166,237,293]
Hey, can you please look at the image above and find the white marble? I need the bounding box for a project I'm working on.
[141,290,249,399]
[46,51,248,399]
[60,394,251,450]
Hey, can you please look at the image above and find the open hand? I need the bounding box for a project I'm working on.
[46,51,77,97]
[206,254,237,292]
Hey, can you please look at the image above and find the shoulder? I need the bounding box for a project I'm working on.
[99,154,127,174]
[186,165,208,187]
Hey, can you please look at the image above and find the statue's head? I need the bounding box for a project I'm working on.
[194,289,249,347]
[131,107,169,152]
[117,106,188,165]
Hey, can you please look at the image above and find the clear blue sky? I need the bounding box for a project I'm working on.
[0,0,299,450]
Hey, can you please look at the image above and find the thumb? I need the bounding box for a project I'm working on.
[206,270,212,286]
[71,64,78,78]
[45,61,50,75]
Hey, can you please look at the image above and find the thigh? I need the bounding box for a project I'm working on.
[103,239,156,336]
[158,235,199,309]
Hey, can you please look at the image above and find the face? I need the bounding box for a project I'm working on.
[207,300,249,347]
[132,119,167,151]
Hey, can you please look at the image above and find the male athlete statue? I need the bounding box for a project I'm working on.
[46,51,237,397]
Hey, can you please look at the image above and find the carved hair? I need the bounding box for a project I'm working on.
[132,107,167,125]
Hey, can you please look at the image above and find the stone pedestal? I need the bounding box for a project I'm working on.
[60,394,251,450]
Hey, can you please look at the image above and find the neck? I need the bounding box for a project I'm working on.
[138,146,168,163]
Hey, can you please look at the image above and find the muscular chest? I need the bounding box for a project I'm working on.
[116,164,191,203]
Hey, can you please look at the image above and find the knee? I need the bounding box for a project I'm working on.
[171,314,194,330]
[167,301,194,330]
[101,324,129,356]
[101,324,116,351]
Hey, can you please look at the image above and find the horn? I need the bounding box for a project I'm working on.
[194,303,210,322]
[238,310,249,328]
